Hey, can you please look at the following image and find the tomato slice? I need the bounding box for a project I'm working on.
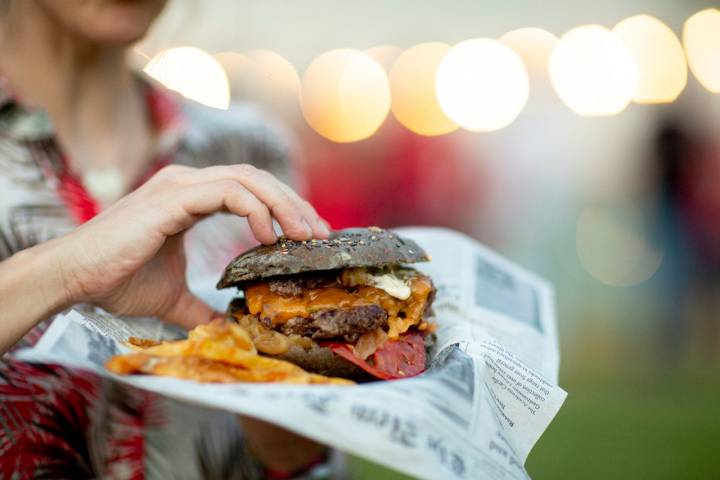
[323,332,426,380]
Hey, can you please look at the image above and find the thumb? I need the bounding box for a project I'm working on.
[164,287,222,330]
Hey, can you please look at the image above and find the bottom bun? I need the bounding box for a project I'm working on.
[272,344,375,382]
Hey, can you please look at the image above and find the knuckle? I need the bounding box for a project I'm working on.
[218,179,239,195]
[149,166,188,190]
[156,164,185,179]
[234,163,258,178]
[273,192,296,214]
[249,202,270,217]
[302,200,318,215]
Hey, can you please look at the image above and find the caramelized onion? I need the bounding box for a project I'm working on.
[353,328,388,360]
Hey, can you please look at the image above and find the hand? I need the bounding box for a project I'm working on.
[239,416,328,474]
[58,164,329,328]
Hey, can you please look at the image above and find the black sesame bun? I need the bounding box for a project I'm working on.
[217,227,429,289]
[218,227,434,382]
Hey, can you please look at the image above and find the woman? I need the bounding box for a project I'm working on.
[0,0,332,478]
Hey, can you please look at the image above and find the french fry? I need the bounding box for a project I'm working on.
[106,320,353,385]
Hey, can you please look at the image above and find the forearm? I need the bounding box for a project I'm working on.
[0,238,74,354]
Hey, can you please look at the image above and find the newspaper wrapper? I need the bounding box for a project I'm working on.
[16,227,566,480]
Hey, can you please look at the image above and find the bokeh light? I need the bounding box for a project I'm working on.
[144,46,230,110]
[365,45,403,72]
[613,15,687,103]
[300,49,391,143]
[435,39,529,132]
[212,51,250,87]
[683,9,720,93]
[576,204,663,287]
[214,50,300,113]
[499,27,558,77]
[549,25,638,116]
[389,42,458,136]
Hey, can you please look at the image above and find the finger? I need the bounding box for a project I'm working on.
[277,183,330,239]
[164,288,219,330]
[160,180,277,244]
[172,165,312,241]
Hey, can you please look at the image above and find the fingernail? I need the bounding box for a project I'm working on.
[302,218,313,239]
[317,221,330,238]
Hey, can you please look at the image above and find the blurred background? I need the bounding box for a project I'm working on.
[134,1,720,478]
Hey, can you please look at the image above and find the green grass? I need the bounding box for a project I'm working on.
[347,366,720,479]
[526,367,720,480]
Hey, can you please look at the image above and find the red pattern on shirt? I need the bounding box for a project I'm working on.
[1,83,184,479]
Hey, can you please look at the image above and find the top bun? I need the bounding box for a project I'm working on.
[217,227,429,289]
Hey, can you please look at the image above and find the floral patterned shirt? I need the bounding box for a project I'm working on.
[0,75,329,480]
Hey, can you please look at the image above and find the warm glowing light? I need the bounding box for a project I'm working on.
[435,39,529,132]
[500,28,558,76]
[300,49,391,143]
[683,9,720,93]
[145,46,230,110]
[549,25,638,116]
[365,45,403,72]
[613,15,687,103]
[212,51,251,86]
[389,42,458,136]
[214,50,300,112]
[577,204,663,286]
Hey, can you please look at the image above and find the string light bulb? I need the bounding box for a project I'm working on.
[549,25,638,116]
[613,15,687,103]
[300,49,391,142]
[435,39,529,131]
[683,9,720,93]
[145,46,230,110]
[389,42,458,136]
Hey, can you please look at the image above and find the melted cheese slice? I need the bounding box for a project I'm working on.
[244,274,433,339]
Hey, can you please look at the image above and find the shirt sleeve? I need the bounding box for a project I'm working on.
[0,137,75,261]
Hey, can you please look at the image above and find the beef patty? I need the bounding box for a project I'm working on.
[265,271,389,342]
[277,304,387,343]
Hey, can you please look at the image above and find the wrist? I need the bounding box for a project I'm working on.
[0,238,80,353]
[18,236,82,313]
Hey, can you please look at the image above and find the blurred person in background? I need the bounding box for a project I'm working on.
[651,117,720,363]
[0,0,335,478]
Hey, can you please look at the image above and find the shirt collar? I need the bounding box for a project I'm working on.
[0,76,12,109]
[0,75,55,141]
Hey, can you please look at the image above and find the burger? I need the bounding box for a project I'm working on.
[217,227,436,382]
